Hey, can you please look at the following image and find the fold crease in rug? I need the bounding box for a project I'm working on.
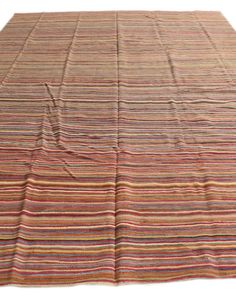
[1,11,236,285]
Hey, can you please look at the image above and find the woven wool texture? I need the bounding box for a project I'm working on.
[1,11,236,285]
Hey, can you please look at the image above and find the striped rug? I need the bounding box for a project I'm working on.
[1,11,236,285]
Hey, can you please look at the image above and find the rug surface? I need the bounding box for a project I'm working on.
[1,11,236,285]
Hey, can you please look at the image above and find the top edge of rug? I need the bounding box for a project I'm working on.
[3,11,229,25]
[2,10,231,30]
[9,10,225,18]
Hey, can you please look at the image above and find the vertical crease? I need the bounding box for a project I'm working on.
[192,13,223,273]
[151,12,187,147]
[152,12,178,85]
[50,13,81,148]
[9,13,44,283]
[193,12,234,85]
[1,13,43,86]
[114,11,120,283]
[58,13,81,98]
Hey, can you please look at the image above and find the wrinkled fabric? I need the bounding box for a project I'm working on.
[1,11,236,285]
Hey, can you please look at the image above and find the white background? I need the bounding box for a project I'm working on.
[0,0,236,302]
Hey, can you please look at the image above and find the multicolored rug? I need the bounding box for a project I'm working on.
[1,11,236,286]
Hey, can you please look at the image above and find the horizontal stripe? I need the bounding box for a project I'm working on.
[1,10,236,285]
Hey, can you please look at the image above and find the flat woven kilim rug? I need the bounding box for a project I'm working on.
[1,11,236,286]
